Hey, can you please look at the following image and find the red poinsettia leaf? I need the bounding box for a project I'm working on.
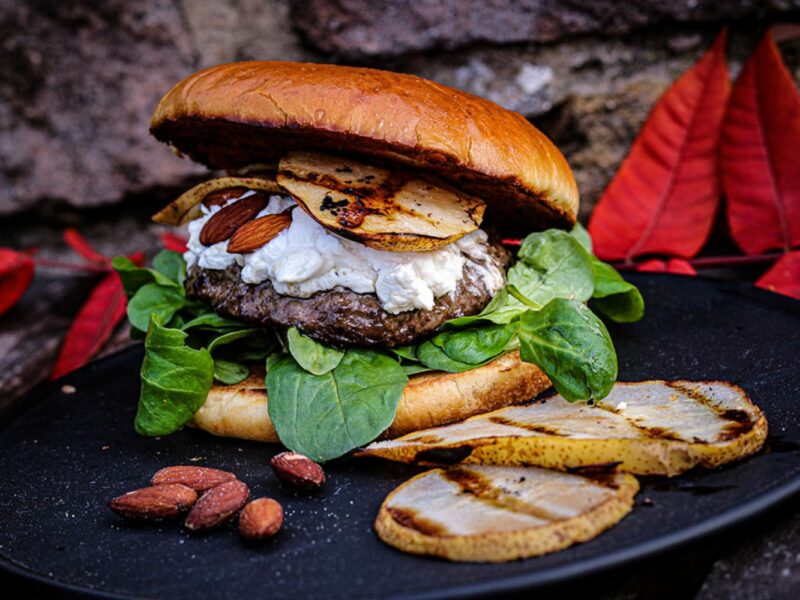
[64,228,110,265]
[0,249,35,316]
[49,271,128,380]
[755,251,800,299]
[161,232,188,253]
[635,258,697,276]
[722,32,800,255]
[128,251,146,267]
[588,30,730,262]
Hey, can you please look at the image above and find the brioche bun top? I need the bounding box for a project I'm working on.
[151,61,578,234]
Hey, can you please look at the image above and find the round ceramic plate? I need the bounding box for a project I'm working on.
[1,274,799,599]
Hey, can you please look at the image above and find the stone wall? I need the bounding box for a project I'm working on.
[2,0,799,219]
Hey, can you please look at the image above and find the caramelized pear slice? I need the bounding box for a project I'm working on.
[375,465,638,562]
[361,381,767,477]
[151,177,281,226]
[276,151,485,252]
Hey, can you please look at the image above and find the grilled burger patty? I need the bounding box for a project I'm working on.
[185,241,509,347]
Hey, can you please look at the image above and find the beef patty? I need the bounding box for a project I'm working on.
[184,243,509,347]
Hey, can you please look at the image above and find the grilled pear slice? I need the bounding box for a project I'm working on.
[361,381,767,477]
[276,151,485,252]
[152,177,281,226]
[375,465,638,562]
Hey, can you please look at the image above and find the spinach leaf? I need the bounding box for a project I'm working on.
[287,327,345,375]
[518,298,617,401]
[401,363,433,376]
[181,312,246,331]
[208,328,262,353]
[432,322,518,365]
[266,351,285,372]
[417,339,483,373]
[136,316,214,436]
[590,258,645,323]
[445,287,529,328]
[213,359,250,385]
[266,350,408,462]
[570,222,593,253]
[388,345,418,362]
[508,229,594,305]
[127,283,186,333]
[152,250,186,287]
[112,256,180,298]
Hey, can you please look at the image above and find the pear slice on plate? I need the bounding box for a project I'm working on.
[375,465,638,562]
[276,151,485,252]
[152,177,281,226]
[360,381,767,476]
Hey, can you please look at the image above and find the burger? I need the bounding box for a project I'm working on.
[114,62,644,462]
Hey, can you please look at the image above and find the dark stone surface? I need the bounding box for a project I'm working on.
[0,0,201,215]
[291,0,800,60]
[698,511,800,599]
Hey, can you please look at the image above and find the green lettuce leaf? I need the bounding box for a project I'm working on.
[431,322,517,365]
[112,255,181,298]
[508,229,594,305]
[518,298,617,401]
[126,283,186,333]
[287,327,345,375]
[152,250,186,287]
[136,315,214,436]
[266,350,408,462]
[213,359,250,385]
[590,258,645,323]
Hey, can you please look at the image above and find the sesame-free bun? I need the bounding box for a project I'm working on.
[151,62,578,234]
[189,351,550,443]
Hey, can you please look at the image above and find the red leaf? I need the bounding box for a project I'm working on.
[756,251,800,299]
[49,271,128,380]
[161,232,188,253]
[635,258,697,276]
[64,228,109,265]
[0,249,35,316]
[721,32,800,255]
[588,30,730,262]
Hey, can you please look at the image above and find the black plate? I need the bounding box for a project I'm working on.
[1,274,799,599]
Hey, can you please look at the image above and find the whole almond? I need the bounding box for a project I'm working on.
[202,186,250,208]
[270,451,325,491]
[151,466,237,491]
[227,210,292,253]
[199,194,268,246]
[238,498,284,541]
[184,480,250,532]
[109,484,197,520]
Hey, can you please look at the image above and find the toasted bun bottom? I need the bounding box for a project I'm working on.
[189,351,550,443]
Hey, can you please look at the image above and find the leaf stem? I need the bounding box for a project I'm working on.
[611,252,785,271]
[34,258,110,274]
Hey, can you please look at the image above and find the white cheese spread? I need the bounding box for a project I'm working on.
[184,195,504,314]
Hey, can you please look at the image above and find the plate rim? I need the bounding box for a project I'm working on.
[1,274,799,599]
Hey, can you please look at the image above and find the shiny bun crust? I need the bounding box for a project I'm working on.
[151,62,578,234]
[189,351,550,442]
